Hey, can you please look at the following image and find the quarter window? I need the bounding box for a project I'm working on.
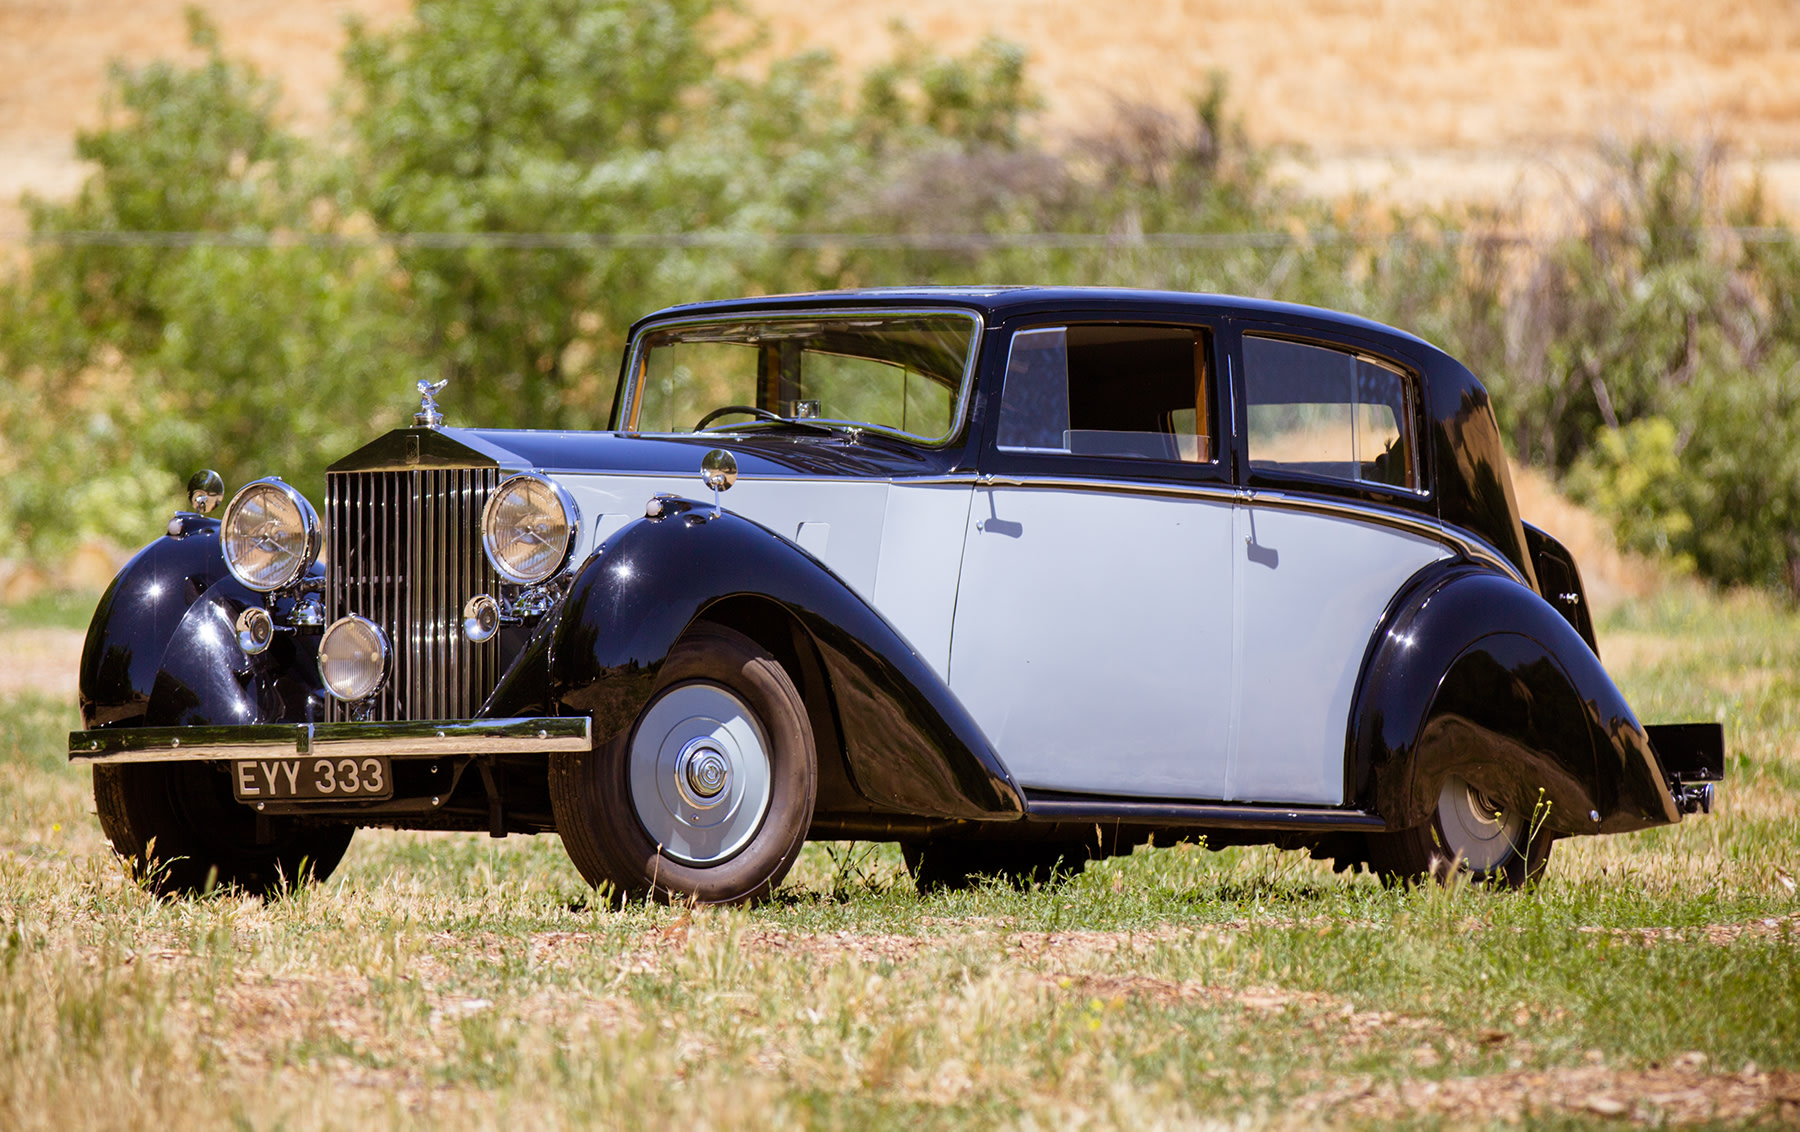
[1242,335,1417,489]
[996,326,1213,463]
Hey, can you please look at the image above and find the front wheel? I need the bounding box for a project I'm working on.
[1368,774,1553,888]
[551,624,816,905]
[94,762,354,897]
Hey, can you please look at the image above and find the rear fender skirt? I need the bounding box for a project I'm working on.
[1352,563,1680,834]
[80,519,325,730]
[487,497,1023,821]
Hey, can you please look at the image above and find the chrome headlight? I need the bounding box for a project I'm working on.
[220,478,321,592]
[481,474,578,585]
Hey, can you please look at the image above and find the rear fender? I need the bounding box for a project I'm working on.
[1352,564,1680,834]
[485,497,1022,821]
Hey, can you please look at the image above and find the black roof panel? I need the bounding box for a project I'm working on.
[630,286,1438,352]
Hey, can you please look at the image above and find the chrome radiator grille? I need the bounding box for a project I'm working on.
[325,467,503,721]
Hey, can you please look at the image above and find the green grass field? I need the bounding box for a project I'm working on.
[1,581,1796,1128]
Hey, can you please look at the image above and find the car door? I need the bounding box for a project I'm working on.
[948,319,1237,799]
[1225,325,1451,805]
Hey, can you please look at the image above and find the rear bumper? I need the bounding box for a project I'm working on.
[68,717,592,764]
[1646,722,1726,816]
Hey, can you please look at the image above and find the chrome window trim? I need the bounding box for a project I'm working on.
[930,473,1525,584]
[1239,329,1430,496]
[619,307,985,448]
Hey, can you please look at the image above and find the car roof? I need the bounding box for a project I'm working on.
[631,286,1439,352]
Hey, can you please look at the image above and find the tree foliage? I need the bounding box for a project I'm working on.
[2,3,1799,596]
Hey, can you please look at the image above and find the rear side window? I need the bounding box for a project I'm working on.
[1241,335,1417,490]
[996,326,1213,463]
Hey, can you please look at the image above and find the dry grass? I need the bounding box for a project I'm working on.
[3,477,1800,1127]
[4,0,1800,234]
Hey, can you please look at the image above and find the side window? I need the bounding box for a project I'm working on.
[1242,335,1417,490]
[996,326,1213,463]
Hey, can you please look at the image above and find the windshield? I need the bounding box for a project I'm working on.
[624,311,980,444]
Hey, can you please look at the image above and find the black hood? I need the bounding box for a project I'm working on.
[328,426,969,480]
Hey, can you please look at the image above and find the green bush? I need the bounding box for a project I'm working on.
[1567,416,1696,571]
[3,3,1800,599]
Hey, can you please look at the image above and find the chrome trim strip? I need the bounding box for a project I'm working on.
[68,717,593,765]
[1024,793,1388,831]
[1243,488,1526,583]
[937,473,1528,584]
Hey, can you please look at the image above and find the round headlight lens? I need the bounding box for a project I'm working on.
[221,479,321,592]
[482,474,577,585]
[318,615,389,703]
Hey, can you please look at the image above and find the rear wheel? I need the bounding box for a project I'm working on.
[93,762,354,897]
[1368,774,1553,888]
[901,838,1089,893]
[551,624,816,905]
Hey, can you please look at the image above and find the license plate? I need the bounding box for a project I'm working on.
[233,757,393,802]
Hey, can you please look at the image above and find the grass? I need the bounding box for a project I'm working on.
[0,588,101,632]
[1,580,1797,1128]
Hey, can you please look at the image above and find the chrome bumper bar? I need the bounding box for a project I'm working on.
[68,717,593,765]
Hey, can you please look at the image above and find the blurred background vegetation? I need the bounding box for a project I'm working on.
[2,0,1799,598]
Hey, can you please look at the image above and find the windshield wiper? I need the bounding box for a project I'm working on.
[710,416,847,438]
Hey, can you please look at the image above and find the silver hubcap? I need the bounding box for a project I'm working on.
[628,683,772,866]
[1437,774,1524,872]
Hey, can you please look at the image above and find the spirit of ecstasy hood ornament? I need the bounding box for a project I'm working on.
[414,379,448,428]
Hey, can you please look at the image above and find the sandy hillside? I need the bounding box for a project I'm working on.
[2,0,1799,234]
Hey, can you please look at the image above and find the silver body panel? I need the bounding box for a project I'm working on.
[559,470,1463,806]
[949,485,1237,797]
[562,474,964,676]
[1228,504,1449,804]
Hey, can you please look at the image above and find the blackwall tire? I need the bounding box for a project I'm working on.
[550,623,816,906]
[1368,774,1554,889]
[93,762,354,897]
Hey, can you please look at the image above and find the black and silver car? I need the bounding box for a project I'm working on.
[71,288,1723,902]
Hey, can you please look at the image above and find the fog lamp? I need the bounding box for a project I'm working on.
[318,615,389,703]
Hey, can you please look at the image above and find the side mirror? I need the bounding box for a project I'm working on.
[701,449,737,517]
[187,469,225,514]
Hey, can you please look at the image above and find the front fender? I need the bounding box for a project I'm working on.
[1352,563,1679,834]
[79,517,324,729]
[487,498,1022,821]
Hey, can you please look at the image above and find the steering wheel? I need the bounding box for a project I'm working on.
[694,404,781,430]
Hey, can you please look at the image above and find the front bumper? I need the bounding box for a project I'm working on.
[68,717,593,764]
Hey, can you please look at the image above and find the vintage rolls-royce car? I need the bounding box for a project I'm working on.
[70,288,1723,901]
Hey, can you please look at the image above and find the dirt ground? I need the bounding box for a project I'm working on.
[2,0,1799,236]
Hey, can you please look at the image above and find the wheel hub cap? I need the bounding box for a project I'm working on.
[1438,774,1525,873]
[628,683,772,866]
[677,740,731,805]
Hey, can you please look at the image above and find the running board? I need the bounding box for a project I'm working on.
[1023,791,1389,832]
